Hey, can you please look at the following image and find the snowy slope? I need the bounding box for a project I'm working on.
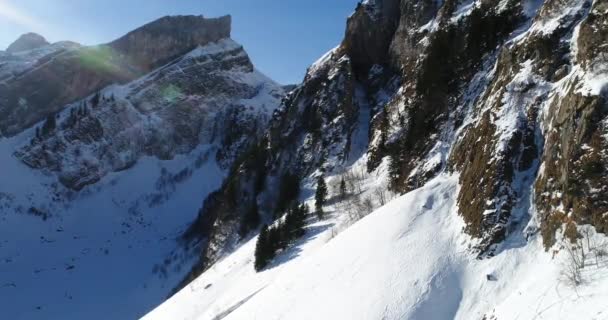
[145,0,608,318]
[0,131,225,319]
[0,38,284,319]
[0,41,80,83]
[145,171,608,320]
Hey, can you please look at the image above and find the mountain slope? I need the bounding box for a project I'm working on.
[0,15,231,137]
[146,173,608,320]
[0,18,285,320]
[151,0,608,318]
[14,38,283,191]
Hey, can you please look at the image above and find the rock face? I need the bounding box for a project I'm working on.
[178,0,608,288]
[6,33,49,53]
[0,15,231,137]
[15,38,284,191]
[109,15,231,71]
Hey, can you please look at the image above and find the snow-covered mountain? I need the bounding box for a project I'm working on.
[3,0,608,319]
[0,15,231,137]
[145,0,608,319]
[0,16,285,320]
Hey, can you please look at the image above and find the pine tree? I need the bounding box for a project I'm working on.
[340,177,347,200]
[91,92,100,107]
[315,175,328,219]
[253,203,309,272]
[293,203,307,238]
[275,172,300,216]
[284,203,306,241]
[267,224,282,253]
[388,154,402,192]
[254,225,270,272]
[41,114,56,136]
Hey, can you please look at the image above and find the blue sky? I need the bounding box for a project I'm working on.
[0,0,359,84]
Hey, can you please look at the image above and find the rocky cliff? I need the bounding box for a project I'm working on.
[178,0,608,289]
[0,15,231,137]
[14,38,284,191]
[0,14,288,319]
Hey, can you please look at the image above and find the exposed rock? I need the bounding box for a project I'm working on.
[179,0,608,280]
[108,15,231,71]
[15,38,284,191]
[6,33,49,53]
[0,15,232,137]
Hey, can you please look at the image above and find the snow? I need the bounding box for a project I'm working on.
[145,163,608,320]
[140,1,608,317]
[0,37,285,319]
[450,0,477,24]
[307,46,338,77]
[528,0,589,36]
[0,41,79,83]
[0,130,226,319]
[185,39,243,58]
[577,67,608,96]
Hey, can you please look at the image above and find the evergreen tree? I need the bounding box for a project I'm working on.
[91,92,100,107]
[41,114,56,136]
[284,203,306,241]
[388,154,402,193]
[315,175,328,218]
[267,224,282,253]
[275,172,300,216]
[293,203,308,238]
[253,203,309,272]
[254,225,270,271]
[339,177,347,200]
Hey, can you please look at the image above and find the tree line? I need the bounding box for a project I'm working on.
[254,202,309,271]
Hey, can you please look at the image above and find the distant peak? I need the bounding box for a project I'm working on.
[6,32,49,53]
[108,14,232,71]
[120,14,232,41]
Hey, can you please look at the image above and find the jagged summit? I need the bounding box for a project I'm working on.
[0,14,234,137]
[6,32,49,53]
[109,15,232,71]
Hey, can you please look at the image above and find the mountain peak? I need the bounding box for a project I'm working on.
[6,32,49,53]
[109,14,232,71]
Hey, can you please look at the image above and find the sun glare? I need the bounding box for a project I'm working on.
[0,0,45,32]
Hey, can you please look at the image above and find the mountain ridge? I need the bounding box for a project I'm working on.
[0,15,232,137]
[0,15,286,320]
[156,0,608,319]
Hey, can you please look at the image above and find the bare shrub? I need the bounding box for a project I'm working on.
[374,187,388,206]
[561,241,585,287]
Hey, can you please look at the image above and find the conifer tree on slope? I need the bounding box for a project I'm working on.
[254,225,270,271]
[315,175,328,219]
[339,178,347,200]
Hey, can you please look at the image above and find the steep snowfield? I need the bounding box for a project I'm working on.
[0,130,225,319]
[145,171,608,320]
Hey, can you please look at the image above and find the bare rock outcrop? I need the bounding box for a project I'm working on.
[6,33,49,53]
[0,15,232,137]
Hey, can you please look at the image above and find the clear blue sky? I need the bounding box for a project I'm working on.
[0,0,359,84]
